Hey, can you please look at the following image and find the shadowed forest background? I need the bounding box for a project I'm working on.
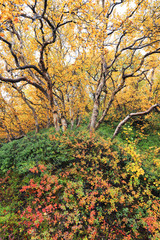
[0,0,160,239]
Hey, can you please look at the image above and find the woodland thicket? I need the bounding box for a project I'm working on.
[0,0,160,138]
[0,0,160,239]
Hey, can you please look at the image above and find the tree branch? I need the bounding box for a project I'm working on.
[107,1,124,18]
[0,75,48,98]
[8,65,44,77]
[0,75,27,83]
[112,103,160,140]
[0,36,19,67]
[42,0,48,17]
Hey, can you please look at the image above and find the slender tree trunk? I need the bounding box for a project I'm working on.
[8,126,15,141]
[53,111,60,132]
[89,0,107,131]
[47,80,66,132]
[76,111,81,127]
[46,110,51,128]
[89,55,107,131]
[21,95,39,133]
[71,117,74,129]
[61,116,67,132]
[149,68,155,101]
[90,100,100,130]
[9,103,25,136]
[24,102,39,133]
[95,83,125,129]
[66,85,75,129]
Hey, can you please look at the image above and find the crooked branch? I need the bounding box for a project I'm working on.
[112,103,160,140]
[0,75,48,98]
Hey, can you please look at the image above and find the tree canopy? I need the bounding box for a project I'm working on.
[0,0,160,140]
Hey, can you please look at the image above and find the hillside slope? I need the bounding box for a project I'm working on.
[0,122,160,239]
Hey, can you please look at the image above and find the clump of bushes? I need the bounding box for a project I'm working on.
[0,133,159,239]
[0,132,74,175]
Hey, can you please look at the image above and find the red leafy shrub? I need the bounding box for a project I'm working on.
[1,134,160,239]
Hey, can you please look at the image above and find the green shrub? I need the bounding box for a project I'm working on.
[0,133,74,175]
[0,134,159,239]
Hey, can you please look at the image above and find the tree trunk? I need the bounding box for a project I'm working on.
[95,83,125,129]
[61,116,67,132]
[10,103,25,136]
[21,95,39,133]
[53,111,60,132]
[90,100,99,130]
[71,117,74,130]
[76,113,81,127]
[89,55,107,131]
[47,80,61,131]
[25,104,39,133]
[46,110,52,128]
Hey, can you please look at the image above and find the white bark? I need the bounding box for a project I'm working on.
[53,111,60,132]
[61,117,67,132]
[112,103,160,140]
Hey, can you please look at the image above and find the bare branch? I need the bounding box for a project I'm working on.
[123,48,160,79]
[0,74,27,83]
[107,1,124,18]
[57,20,75,28]
[42,0,48,17]
[112,103,160,140]
[0,36,19,67]
[125,0,144,19]
[8,65,44,77]
[20,13,36,21]
[0,75,48,98]
[107,31,126,69]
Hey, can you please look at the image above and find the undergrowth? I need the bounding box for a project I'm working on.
[0,116,160,239]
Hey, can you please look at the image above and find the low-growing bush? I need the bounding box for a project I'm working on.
[0,133,159,239]
[0,132,74,175]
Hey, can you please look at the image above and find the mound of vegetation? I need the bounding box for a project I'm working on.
[0,130,160,240]
[0,0,160,238]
